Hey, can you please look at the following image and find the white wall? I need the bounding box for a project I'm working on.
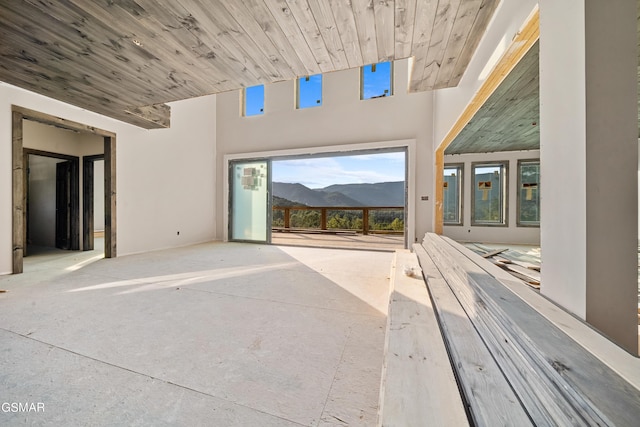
[443,150,540,245]
[0,82,217,274]
[216,58,434,242]
[94,159,105,232]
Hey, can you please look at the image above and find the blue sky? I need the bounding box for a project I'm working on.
[245,61,391,115]
[273,152,405,189]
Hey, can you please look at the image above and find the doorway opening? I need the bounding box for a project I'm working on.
[25,150,80,255]
[228,146,409,251]
[11,106,117,274]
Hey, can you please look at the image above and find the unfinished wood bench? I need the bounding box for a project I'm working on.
[378,234,640,426]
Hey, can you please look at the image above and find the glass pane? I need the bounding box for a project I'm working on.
[519,162,540,224]
[474,165,503,224]
[231,160,269,241]
[362,62,392,99]
[298,74,322,108]
[443,166,461,224]
[244,85,264,116]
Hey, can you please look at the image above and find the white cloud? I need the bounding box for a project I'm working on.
[273,153,405,188]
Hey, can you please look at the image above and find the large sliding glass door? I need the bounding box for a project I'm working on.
[229,159,271,243]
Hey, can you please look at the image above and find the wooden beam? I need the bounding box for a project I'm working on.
[12,106,115,137]
[434,7,539,234]
[125,103,171,129]
[104,136,116,259]
[12,110,24,274]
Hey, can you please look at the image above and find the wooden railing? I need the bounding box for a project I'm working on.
[272,205,404,235]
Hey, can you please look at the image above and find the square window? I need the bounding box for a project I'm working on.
[518,160,540,226]
[472,162,508,226]
[297,74,322,109]
[243,85,264,116]
[361,62,393,100]
[443,164,463,225]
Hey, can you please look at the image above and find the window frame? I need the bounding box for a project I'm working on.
[360,61,394,100]
[296,74,323,109]
[243,84,264,117]
[471,161,509,227]
[443,163,464,226]
[516,159,541,227]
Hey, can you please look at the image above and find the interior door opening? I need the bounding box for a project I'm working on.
[25,151,80,255]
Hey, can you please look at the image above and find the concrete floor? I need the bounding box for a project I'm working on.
[0,241,391,426]
[271,232,404,252]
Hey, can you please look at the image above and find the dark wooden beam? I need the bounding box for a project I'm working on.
[104,136,116,258]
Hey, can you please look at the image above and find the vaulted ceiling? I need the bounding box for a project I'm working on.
[0,0,500,129]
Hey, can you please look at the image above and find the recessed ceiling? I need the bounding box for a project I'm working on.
[0,0,500,129]
[445,40,540,155]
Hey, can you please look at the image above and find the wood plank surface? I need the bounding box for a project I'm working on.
[327,0,364,68]
[433,234,640,426]
[379,249,469,426]
[264,0,323,74]
[394,0,417,59]
[374,0,395,62]
[284,0,334,72]
[414,242,533,427]
[308,0,350,71]
[351,0,379,65]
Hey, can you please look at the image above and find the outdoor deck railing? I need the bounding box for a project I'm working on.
[272,205,404,235]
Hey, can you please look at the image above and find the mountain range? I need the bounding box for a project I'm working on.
[273,181,404,207]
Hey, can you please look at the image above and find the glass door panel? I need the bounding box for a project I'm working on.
[230,160,270,242]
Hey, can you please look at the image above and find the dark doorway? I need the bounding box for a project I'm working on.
[25,150,80,254]
[56,161,73,249]
[12,106,117,274]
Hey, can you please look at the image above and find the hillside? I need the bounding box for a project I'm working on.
[321,182,404,206]
[273,181,404,207]
[272,182,363,207]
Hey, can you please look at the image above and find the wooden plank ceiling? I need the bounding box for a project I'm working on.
[0,0,499,129]
[445,40,540,155]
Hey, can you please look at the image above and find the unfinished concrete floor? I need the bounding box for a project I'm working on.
[0,242,390,426]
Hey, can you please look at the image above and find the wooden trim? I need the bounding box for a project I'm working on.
[12,110,24,273]
[24,148,77,161]
[12,106,115,138]
[11,106,116,273]
[434,8,540,234]
[104,136,116,258]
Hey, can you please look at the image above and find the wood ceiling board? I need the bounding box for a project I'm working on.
[433,0,483,89]
[172,0,292,81]
[219,1,302,80]
[135,1,265,86]
[69,0,237,93]
[0,0,500,129]
[228,0,309,78]
[307,0,350,71]
[374,0,396,62]
[327,0,364,68]
[263,0,323,74]
[445,41,540,155]
[448,0,501,87]
[394,0,417,59]
[414,0,462,92]
[408,0,439,90]
[284,0,335,72]
[351,0,379,65]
